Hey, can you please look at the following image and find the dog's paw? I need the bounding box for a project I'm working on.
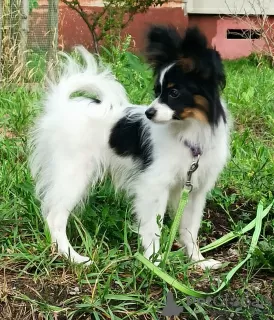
[72,255,92,266]
[195,258,223,270]
[64,252,92,266]
[51,241,92,266]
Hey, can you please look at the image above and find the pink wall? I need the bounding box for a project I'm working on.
[214,17,270,59]
[58,6,188,52]
[29,2,273,60]
[189,15,273,59]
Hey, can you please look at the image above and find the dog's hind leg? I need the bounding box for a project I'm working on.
[46,208,91,265]
[43,158,100,265]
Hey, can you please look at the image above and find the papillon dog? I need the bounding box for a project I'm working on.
[29,26,230,270]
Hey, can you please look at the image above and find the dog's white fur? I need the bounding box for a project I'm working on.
[29,47,230,269]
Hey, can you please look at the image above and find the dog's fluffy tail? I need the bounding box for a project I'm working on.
[29,47,128,204]
[46,46,128,109]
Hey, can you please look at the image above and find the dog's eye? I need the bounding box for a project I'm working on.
[169,89,180,99]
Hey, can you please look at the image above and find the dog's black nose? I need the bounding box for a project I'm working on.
[145,107,156,119]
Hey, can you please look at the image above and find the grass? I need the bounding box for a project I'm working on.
[0,46,273,319]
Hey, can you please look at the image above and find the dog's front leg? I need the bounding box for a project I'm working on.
[179,188,222,270]
[134,188,169,265]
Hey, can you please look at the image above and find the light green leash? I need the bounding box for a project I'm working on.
[162,154,200,265]
[162,188,190,265]
[135,155,274,297]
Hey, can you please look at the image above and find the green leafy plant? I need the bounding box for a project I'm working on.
[61,0,169,53]
[29,0,39,12]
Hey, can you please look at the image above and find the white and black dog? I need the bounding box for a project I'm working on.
[29,26,230,270]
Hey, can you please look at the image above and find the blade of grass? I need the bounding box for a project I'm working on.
[201,200,273,253]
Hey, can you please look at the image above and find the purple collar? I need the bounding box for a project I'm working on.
[184,140,202,158]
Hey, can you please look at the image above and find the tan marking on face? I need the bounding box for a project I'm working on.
[180,108,208,123]
[193,95,209,112]
[180,57,195,73]
[167,83,175,88]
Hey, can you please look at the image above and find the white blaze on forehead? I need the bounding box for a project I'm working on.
[159,63,175,86]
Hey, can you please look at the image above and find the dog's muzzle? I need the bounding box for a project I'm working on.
[145,107,156,120]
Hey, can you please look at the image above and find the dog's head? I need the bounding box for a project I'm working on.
[145,25,226,125]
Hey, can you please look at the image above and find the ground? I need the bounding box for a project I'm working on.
[0,47,273,320]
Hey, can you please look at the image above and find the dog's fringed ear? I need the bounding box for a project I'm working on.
[145,25,181,72]
[178,27,210,75]
[180,27,208,56]
[180,27,226,90]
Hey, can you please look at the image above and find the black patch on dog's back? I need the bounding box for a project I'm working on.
[109,111,153,170]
